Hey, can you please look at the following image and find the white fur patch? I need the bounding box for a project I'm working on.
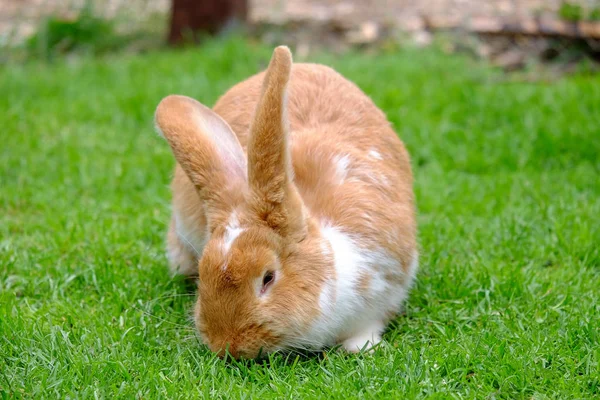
[319,278,334,314]
[333,154,351,184]
[320,223,365,306]
[302,221,411,350]
[368,149,383,160]
[301,224,365,347]
[342,320,384,352]
[222,212,244,255]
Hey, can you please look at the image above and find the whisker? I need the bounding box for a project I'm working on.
[153,293,198,301]
[177,232,202,256]
[132,304,195,329]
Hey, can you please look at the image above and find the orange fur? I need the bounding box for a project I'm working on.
[155,46,416,358]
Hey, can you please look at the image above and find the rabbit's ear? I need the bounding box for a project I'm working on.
[155,95,247,229]
[247,46,306,240]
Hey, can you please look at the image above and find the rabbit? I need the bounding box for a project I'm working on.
[154,46,418,359]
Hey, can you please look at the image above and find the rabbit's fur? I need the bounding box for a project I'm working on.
[155,47,417,358]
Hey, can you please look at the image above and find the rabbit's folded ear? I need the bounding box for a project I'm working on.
[247,46,307,240]
[155,95,247,229]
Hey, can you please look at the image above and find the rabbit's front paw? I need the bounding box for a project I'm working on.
[342,320,384,353]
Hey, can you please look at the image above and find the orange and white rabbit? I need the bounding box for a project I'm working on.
[154,46,418,358]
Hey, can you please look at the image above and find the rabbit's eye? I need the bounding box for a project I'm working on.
[262,271,275,288]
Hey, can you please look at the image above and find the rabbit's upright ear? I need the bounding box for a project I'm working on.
[155,95,247,229]
[247,46,307,241]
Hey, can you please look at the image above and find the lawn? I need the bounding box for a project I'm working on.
[1,38,599,398]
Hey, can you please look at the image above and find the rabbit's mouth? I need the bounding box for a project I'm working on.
[201,322,284,360]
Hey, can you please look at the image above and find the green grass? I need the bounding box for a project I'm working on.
[1,38,599,398]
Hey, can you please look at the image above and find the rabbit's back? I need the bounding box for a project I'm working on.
[214,63,416,274]
[214,64,390,151]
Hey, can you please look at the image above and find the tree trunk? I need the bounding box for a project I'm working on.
[167,0,248,45]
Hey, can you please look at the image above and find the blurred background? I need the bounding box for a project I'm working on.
[1,0,599,72]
